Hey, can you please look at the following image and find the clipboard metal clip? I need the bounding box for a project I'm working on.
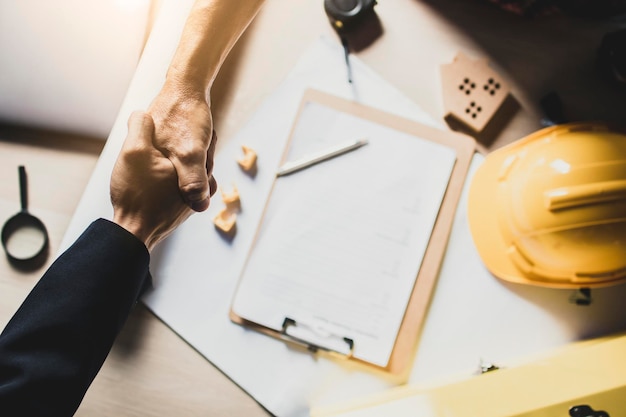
[281,317,355,359]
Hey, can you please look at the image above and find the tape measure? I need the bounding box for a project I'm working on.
[323,0,377,32]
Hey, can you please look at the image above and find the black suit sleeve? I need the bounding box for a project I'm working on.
[0,219,151,417]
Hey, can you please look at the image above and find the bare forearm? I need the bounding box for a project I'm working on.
[166,0,265,100]
[148,0,263,211]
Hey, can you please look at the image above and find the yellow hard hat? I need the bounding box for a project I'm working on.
[468,123,626,289]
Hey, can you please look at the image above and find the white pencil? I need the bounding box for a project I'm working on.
[276,138,368,177]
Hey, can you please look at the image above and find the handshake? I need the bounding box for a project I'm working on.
[110,105,218,252]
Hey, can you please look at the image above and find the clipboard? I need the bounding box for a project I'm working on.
[230,89,475,375]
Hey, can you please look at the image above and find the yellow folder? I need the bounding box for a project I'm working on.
[312,333,626,417]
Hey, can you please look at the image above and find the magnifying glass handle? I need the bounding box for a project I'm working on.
[18,165,28,212]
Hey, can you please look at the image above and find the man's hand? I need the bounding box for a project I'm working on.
[110,111,217,251]
[142,0,264,212]
[149,82,215,212]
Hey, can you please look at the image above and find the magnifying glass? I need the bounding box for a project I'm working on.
[1,166,49,268]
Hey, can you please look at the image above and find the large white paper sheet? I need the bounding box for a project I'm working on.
[141,39,444,417]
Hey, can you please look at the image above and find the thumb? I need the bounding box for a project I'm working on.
[171,155,210,212]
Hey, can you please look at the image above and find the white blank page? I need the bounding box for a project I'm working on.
[232,101,456,367]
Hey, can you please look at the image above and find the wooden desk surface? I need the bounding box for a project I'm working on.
[0,0,623,415]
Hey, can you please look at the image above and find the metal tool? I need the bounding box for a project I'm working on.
[1,166,49,268]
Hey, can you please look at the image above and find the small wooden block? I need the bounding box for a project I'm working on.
[237,145,257,172]
[220,184,240,210]
[441,52,511,134]
[213,208,237,234]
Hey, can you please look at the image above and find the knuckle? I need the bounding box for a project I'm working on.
[123,144,146,162]
[179,178,208,197]
[176,142,207,165]
[132,110,151,126]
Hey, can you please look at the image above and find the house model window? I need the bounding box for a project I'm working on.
[440,52,512,135]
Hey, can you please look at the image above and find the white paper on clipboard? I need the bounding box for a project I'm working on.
[231,98,456,367]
